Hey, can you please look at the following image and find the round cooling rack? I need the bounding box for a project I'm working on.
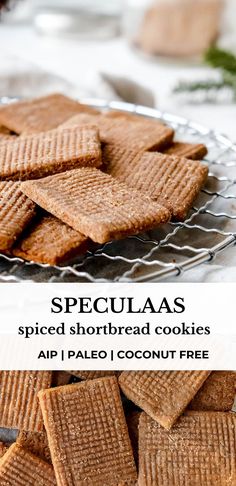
[0,97,236,283]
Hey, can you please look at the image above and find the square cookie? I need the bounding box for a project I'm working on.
[21,167,170,244]
[0,181,36,250]
[38,377,137,485]
[139,411,236,485]
[0,371,52,432]
[108,151,208,220]
[119,370,210,429]
[164,141,208,160]
[12,213,89,265]
[189,371,236,411]
[0,126,101,180]
[0,443,56,485]
[0,93,100,134]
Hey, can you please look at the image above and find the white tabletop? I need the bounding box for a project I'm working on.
[1,24,236,141]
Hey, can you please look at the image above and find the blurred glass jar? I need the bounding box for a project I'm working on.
[33,0,123,39]
[123,0,225,58]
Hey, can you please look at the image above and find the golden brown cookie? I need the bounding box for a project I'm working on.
[164,141,208,160]
[0,443,56,485]
[0,181,36,250]
[102,143,140,176]
[0,126,101,181]
[0,93,99,134]
[119,370,211,429]
[189,371,236,411]
[108,151,208,220]
[139,411,236,486]
[21,167,170,244]
[0,371,52,432]
[38,377,137,485]
[12,213,89,265]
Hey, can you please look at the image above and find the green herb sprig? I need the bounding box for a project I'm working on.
[173,46,236,103]
[205,46,236,75]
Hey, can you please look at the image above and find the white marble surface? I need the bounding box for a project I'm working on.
[0,24,235,281]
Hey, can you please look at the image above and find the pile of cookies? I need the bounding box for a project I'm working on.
[0,370,235,484]
[0,94,208,265]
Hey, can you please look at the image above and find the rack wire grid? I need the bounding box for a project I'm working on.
[0,97,236,283]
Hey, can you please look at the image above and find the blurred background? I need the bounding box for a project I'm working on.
[0,0,236,138]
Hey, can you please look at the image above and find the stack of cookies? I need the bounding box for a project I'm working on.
[0,370,235,484]
[0,94,209,265]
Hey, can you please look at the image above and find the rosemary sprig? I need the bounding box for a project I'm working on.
[205,46,236,75]
[173,46,236,103]
[173,80,227,94]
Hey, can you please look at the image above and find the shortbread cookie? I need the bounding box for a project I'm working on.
[0,181,36,250]
[0,93,99,134]
[12,213,89,265]
[139,411,236,486]
[0,126,101,181]
[102,143,140,176]
[61,112,174,151]
[21,167,170,244]
[164,141,208,160]
[119,371,211,429]
[0,371,52,432]
[0,444,56,485]
[109,151,208,220]
[17,430,51,463]
[38,377,137,486]
[189,371,236,411]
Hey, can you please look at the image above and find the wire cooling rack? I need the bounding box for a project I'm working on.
[0,98,236,283]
